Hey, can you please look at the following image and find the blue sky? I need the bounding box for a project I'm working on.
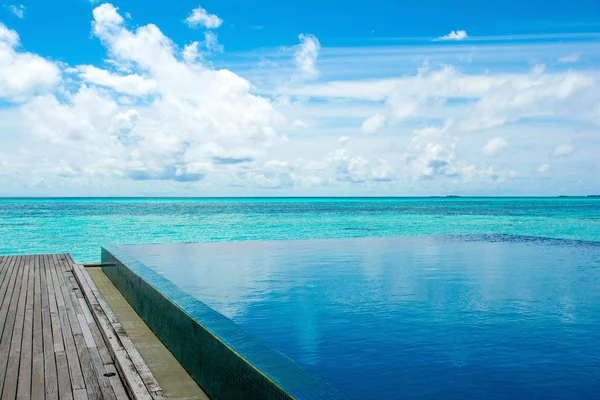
[1,0,599,196]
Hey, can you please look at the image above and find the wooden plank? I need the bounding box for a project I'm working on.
[74,264,147,400]
[72,263,163,400]
[32,255,45,400]
[42,255,59,399]
[17,255,35,399]
[87,344,118,400]
[48,254,84,394]
[0,256,15,310]
[0,255,20,339]
[88,320,112,366]
[68,270,118,400]
[0,255,15,297]
[73,388,88,400]
[104,364,129,400]
[2,255,30,399]
[77,314,96,349]
[79,298,94,325]
[0,254,26,394]
[55,257,104,400]
[43,253,73,400]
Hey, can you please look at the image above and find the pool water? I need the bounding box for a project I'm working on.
[118,235,600,399]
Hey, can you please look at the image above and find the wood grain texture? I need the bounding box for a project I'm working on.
[0,255,140,400]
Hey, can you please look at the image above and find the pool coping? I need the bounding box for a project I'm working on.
[101,245,349,400]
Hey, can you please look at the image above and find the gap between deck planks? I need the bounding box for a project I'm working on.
[0,254,164,400]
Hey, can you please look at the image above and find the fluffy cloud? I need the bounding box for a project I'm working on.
[5,4,25,18]
[551,143,575,157]
[280,64,599,132]
[361,113,386,134]
[203,31,223,53]
[294,34,320,81]
[482,137,509,156]
[17,3,284,184]
[327,147,395,183]
[0,22,61,101]
[404,125,513,184]
[77,65,158,96]
[1,3,598,195]
[184,6,222,29]
[435,30,468,41]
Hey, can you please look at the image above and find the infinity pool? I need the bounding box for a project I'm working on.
[117,235,600,399]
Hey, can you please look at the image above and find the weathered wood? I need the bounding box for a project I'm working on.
[0,254,26,394]
[49,254,86,392]
[32,254,45,400]
[0,256,15,298]
[44,254,73,400]
[88,319,113,365]
[68,267,118,400]
[0,255,20,339]
[72,263,165,400]
[2,255,30,399]
[104,363,130,400]
[42,255,60,399]
[0,256,16,313]
[73,388,89,400]
[1,254,160,400]
[54,256,104,399]
[17,255,35,400]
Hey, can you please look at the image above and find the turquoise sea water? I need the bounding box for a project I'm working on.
[1,197,599,263]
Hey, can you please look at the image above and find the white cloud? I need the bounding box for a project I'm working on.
[1,2,599,196]
[5,4,25,18]
[538,164,551,173]
[184,6,222,29]
[294,34,320,81]
[0,22,61,101]
[404,124,512,184]
[558,53,580,64]
[327,147,395,183]
[281,63,599,134]
[16,3,285,184]
[77,65,157,96]
[551,143,575,157]
[203,31,223,53]
[482,137,509,156]
[183,42,200,63]
[531,63,546,75]
[361,113,386,134]
[435,30,468,41]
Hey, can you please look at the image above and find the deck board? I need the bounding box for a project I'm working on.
[0,254,158,400]
[2,255,29,399]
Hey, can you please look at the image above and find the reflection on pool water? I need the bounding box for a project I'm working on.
[118,235,600,399]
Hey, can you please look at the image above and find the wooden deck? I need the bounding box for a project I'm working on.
[0,254,165,400]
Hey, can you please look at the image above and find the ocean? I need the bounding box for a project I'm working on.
[1,197,599,263]
[2,197,600,398]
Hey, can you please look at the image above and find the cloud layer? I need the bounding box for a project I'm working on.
[0,3,598,196]
[184,6,223,29]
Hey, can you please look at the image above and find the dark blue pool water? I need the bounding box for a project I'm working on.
[120,235,600,399]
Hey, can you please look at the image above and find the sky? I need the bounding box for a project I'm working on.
[1,0,599,196]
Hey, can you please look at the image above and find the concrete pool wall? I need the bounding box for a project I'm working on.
[101,245,348,400]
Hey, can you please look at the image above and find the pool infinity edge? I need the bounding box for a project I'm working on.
[101,245,349,400]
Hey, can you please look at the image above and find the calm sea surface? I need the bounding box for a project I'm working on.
[2,197,600,398]
[1,197,599,263]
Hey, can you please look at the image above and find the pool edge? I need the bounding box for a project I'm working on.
[101,245,349,400]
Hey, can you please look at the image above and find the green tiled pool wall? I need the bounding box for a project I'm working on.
[101,246,349,400]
